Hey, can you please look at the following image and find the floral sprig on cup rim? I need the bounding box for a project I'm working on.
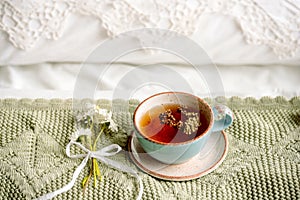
[71,103,118,193]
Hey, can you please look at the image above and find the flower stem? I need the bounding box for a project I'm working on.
[93,158,97,187]
[82,163,93,194]
[90,124,105,187]
[93,125,105,151]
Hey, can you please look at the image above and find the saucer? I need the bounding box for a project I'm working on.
[128,131,228,181]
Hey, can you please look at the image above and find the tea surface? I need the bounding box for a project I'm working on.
[139,104,208,143]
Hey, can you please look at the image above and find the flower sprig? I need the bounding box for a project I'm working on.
[71,103,119,193]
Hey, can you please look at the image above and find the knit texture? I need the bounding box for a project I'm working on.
[0,97,299,200]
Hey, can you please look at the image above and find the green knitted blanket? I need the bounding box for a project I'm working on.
[0,97,299,200]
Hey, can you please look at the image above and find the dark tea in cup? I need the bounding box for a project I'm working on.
[139,103,209,144]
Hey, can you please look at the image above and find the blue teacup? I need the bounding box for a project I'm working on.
[133,92,233,164]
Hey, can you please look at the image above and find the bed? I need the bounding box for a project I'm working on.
[0,1,299,199]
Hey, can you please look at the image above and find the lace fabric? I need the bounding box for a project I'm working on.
[0,0,299,58]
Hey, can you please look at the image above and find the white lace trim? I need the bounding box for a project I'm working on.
[1,0,299,58]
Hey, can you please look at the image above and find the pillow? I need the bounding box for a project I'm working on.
[0,0,299,65]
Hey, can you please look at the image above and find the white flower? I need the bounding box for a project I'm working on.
[85,102,95,110]
[85,103,96,116]
[75,113,85,122]
[75,103,97,122]
[70,128,92,141]
[95,108,118,132]
[96,108,109,116]
[77,104,119,132]
[105,111,118,132]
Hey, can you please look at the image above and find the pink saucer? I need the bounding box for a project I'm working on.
[128,131,228,181]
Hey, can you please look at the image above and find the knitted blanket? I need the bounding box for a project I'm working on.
[0,97,299,200]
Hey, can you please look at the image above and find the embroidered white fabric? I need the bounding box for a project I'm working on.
[0,0,299,58]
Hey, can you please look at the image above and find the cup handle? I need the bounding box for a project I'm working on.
[211,105,234,132]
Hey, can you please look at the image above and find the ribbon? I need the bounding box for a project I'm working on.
[35,141,143,200]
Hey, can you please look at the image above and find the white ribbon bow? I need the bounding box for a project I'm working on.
[35,141,143,200]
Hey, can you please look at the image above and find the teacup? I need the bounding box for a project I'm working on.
[133,92,233,164]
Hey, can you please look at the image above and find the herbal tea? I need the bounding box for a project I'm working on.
[139,104,209,143]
